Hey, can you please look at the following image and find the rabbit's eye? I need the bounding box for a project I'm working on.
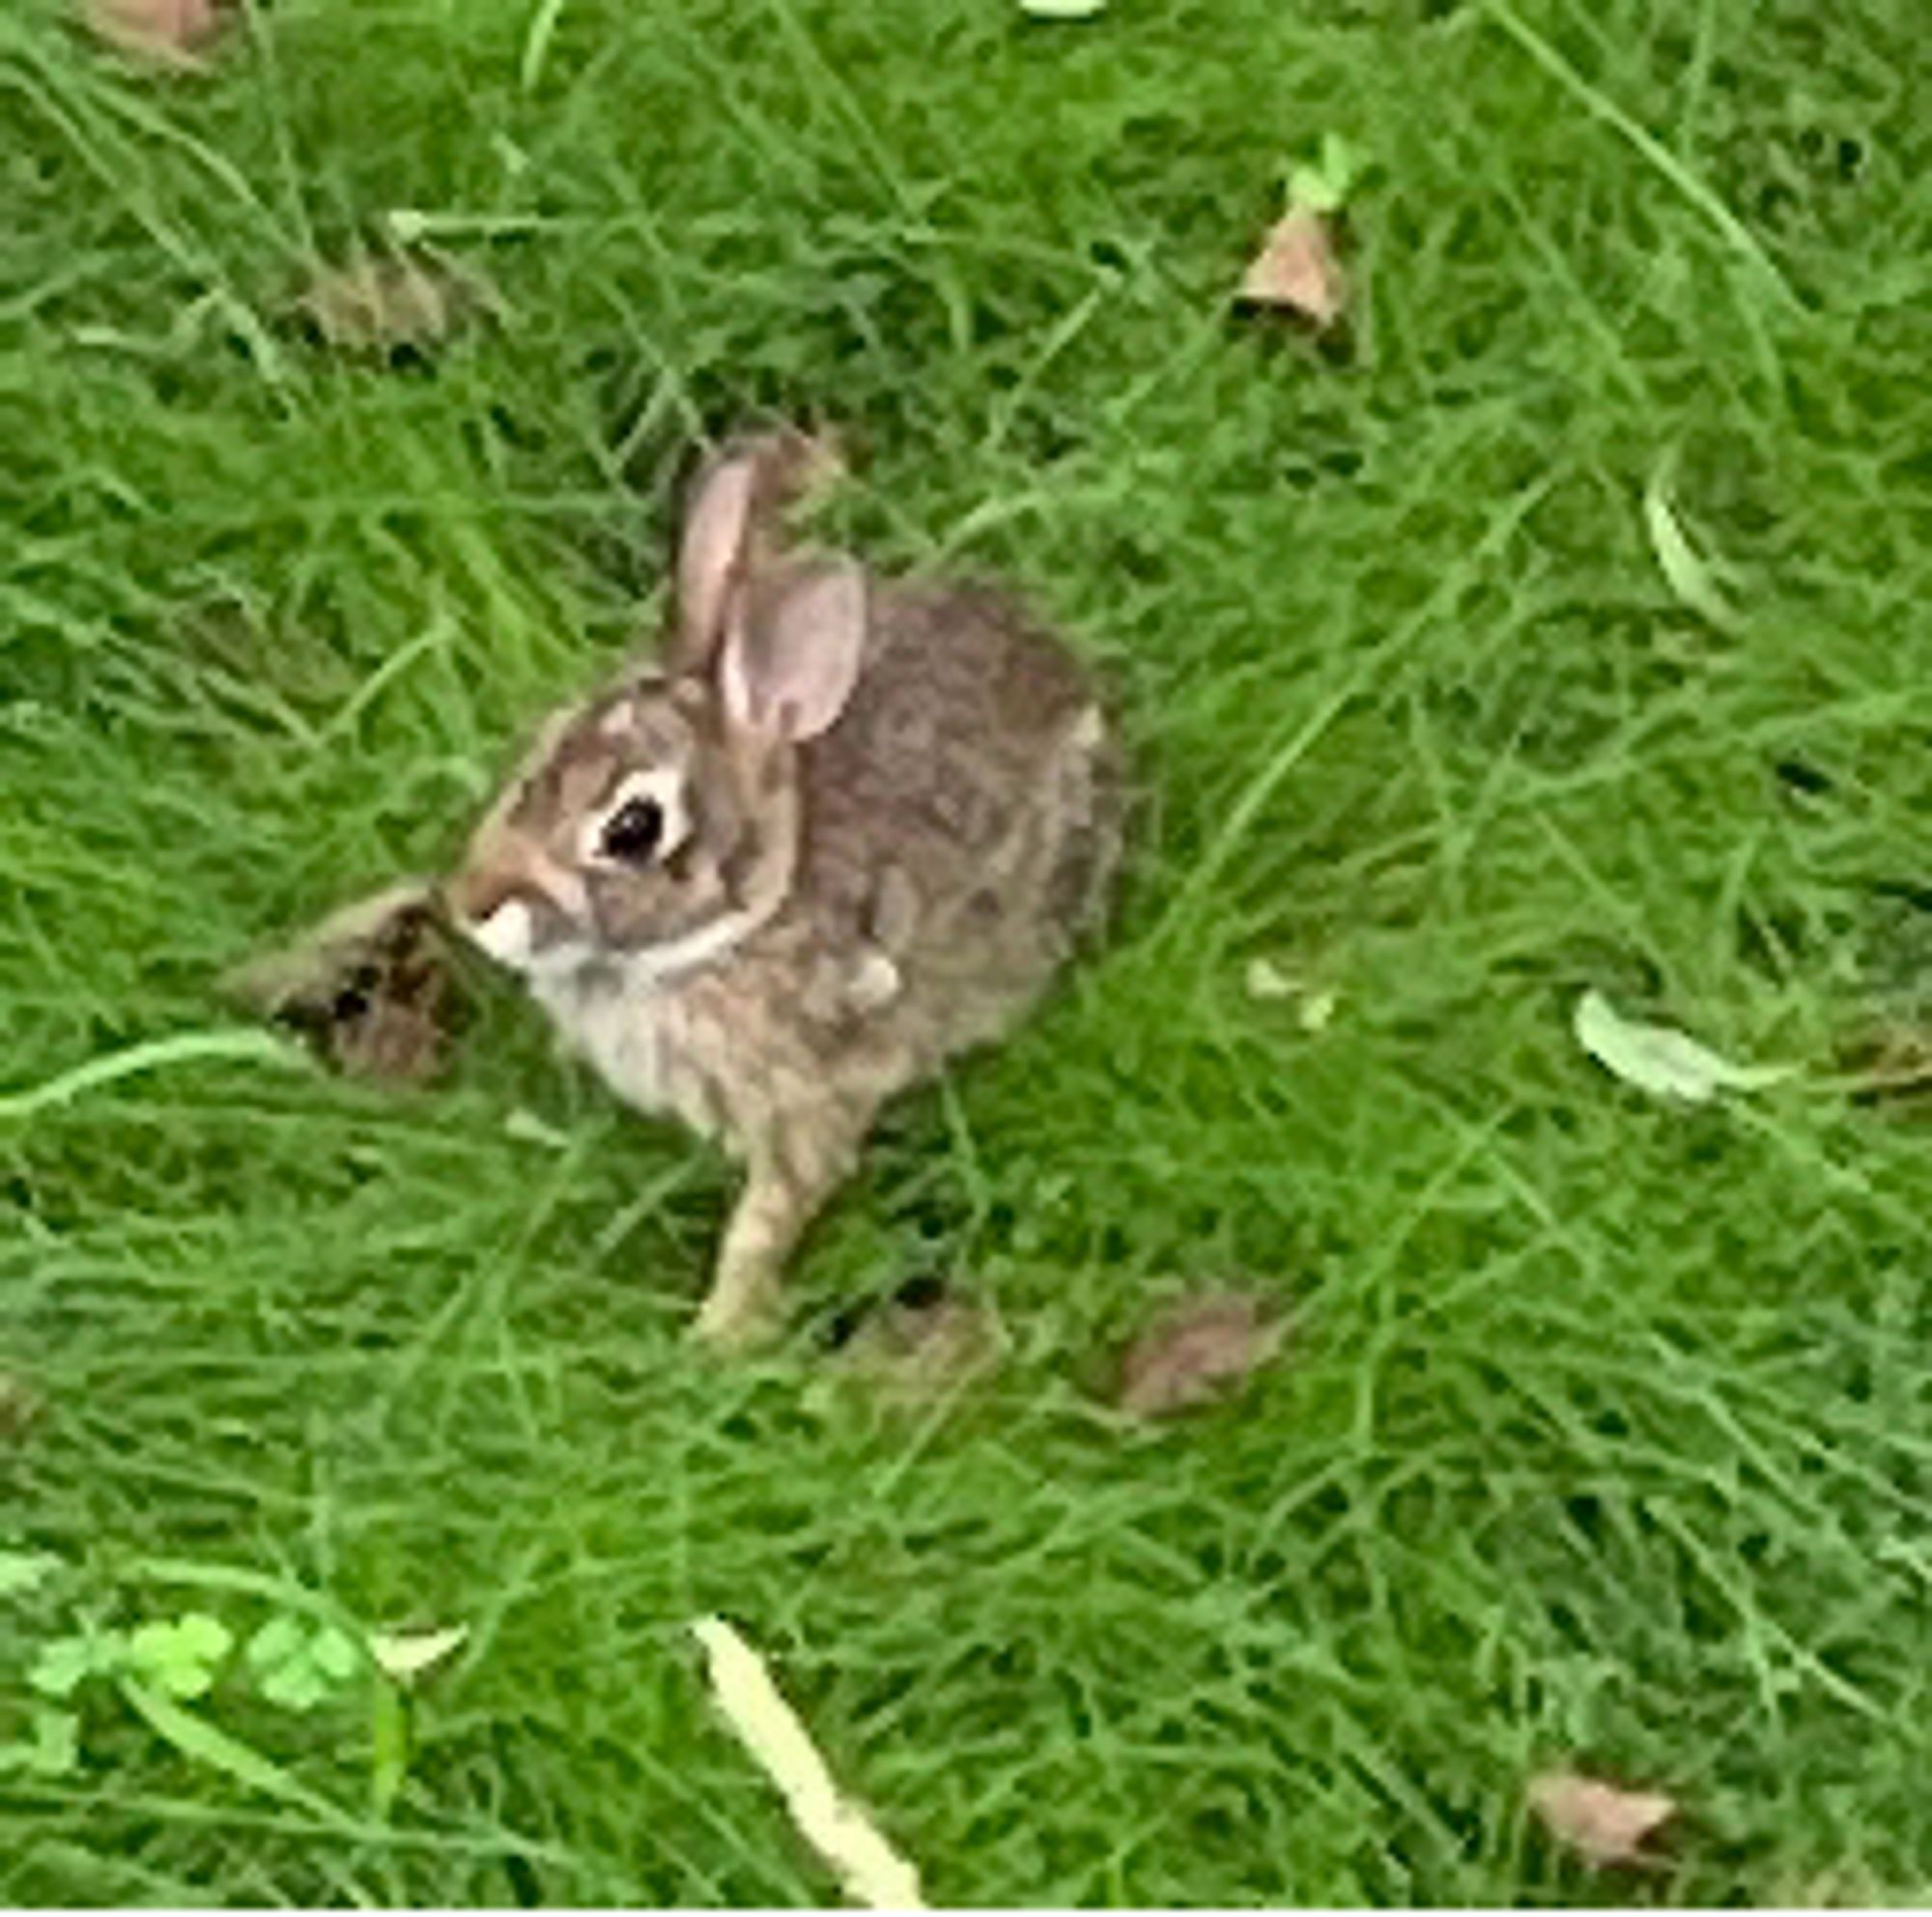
[600,795,665,866]
[582,768,688,872]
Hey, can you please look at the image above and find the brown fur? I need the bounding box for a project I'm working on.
[447,436,1122,1344]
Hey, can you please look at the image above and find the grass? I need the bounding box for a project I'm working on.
[3,0,1931,1902]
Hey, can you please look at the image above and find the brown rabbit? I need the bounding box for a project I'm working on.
[446,432,1122,1344]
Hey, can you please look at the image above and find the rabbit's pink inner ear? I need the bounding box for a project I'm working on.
[720,559,867,743]
[674,452,760,669]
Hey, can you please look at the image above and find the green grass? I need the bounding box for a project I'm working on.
[4,0,1931,1902]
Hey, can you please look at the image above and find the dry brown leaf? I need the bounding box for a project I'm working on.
[821,1278,1007,1412]
[84,0,224,68]
[297,249,498,357]
[222,880,460,1083]
[0,1372,39,1445]
[1237,207,1348,329]
[1843,1024,1932,1105]
[1528,1769,1677,1868]
[1116,1291,1286,1417]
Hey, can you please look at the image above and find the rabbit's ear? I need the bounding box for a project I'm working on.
[673,448,762,671]
[720,558,867,744]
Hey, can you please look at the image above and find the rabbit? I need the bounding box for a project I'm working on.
[444,431,1123,1344]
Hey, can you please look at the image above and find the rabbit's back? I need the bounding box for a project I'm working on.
[790,581,1122,1064]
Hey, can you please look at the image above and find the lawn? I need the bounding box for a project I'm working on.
[4,0,1931,1903]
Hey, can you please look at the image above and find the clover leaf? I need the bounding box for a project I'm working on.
[245,1614,360,1711]
[126,1613,234,1701]
[28,1626,129,1699]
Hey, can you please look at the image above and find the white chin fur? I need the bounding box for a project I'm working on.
[468,899,535,969]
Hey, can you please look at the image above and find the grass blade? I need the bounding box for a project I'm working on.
[116,1679,362,1836]
[0,1031,307,1123]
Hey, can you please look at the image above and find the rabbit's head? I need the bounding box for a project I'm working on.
[445,439,867,984]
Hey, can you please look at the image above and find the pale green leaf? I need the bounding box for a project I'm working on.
[1643,470,1740,629]
[1287,164,1345,215]
[368,1623,468,1681]
[1321,130,1362,189]
[1244,957,1297,1001]
[504,1108,572,1150]
[1288,130,1365,213]
[1574,989,1790,1103]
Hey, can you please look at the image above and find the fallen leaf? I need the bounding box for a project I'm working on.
[1644,469,1740,629]
[0,1373,34,1443]
[1244,957,1297,1001]
[1574,988,1790,1103]
[1244,959,1340,1030]
[1843,1024,1932,1104]
[1237,206,1348,329]
[1298,987,1339,1034]
[222,881,459,1083]
[691,1616,924,1910]
[1529,1769,1677,1868]
[504,1108,574,1150]
[820,1278,1007,1412]
[84,0,224,68]
[1116,1291,1287,1417]
[1017,0,1108,15]
[368,1624,468,1682]
[296,249,499,357]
